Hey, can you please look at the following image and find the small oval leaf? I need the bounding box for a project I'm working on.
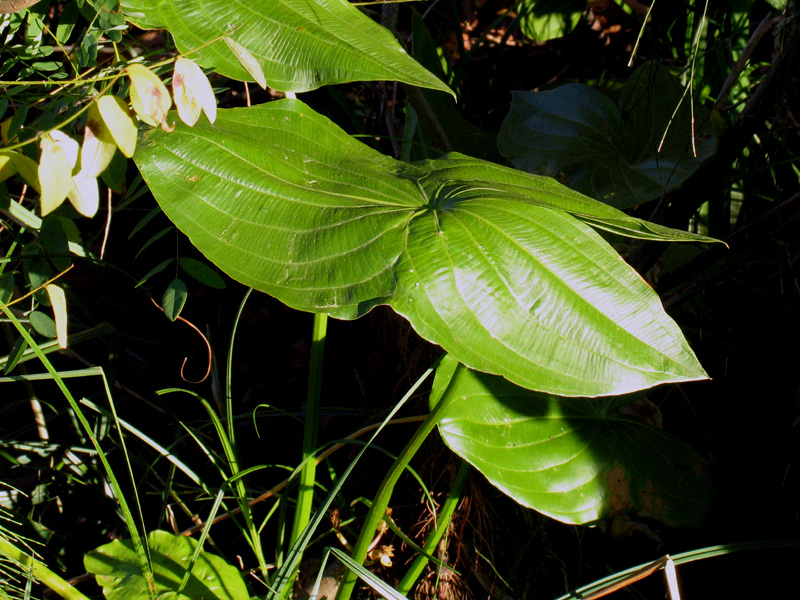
[68,171,100,217]
[162,277,188,321]
[39,131,78,215]
[0,273,15,304]
[173,57,216,126]
[45,283,68,349]
[83,101,118,178]
[223,37,266,90]
[128,64,172,127]
[0,152,15,182]
[178,257,225,289]
[5,151,40,191]
[96,95,138,158]
[29,310,56,338]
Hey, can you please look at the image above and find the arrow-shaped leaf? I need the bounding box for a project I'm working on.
[134,99,714,397]
[120,0,453,96]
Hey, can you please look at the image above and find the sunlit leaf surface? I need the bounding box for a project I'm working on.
[431,356,714,526]
[134,99,713,397]
[120,0,453,95]
[85,530,248,600]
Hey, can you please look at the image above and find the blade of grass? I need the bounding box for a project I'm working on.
[0,537,91,600]
[269,356,442,600]
[0,307,155,599]
[159,387,270,581]
[334,379,455,600]
[554,540,800,600]
[175,487,226,597]
[327,547,408,600]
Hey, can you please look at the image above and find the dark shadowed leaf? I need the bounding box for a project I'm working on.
[498,62,717,208]
[179,257,225,289]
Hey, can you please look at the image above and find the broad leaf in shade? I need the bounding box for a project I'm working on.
[498,62,717,208]
[430,355,714,526]
[85,530,248,600]
[119,0,453,95]
[134,99,715,397]
[516,0,583,43]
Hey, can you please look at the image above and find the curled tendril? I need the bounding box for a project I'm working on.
[148,295,212,383]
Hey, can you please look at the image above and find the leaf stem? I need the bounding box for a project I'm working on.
[289,312,327,546]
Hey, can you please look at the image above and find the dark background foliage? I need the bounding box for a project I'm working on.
[2,1,799,599]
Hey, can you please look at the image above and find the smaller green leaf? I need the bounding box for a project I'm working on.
[29,310,56,338]
[179,257,225,289]
[39,215,71,271]
[31,60,61,71]
[22,243,51,294]
[78,32,98,68]
[223,36,266,89]
[5,106,28,142]
[135,226,172,259]
[516,0,583,42]
[85,530,248,600]
[128,206,163,240]
[135,257,174,287]
[100,148,128,193]
[0,152,15,182]
[162,278,187,321]
[3,336,27,375]
[55,0,78,42]
[13,153,40,192]
[0,273,14,304]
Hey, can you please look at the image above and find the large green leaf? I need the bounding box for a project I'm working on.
[134,98,714,397]
[119,0,453,95]
[430,356,714,526]
[498,62,717,208]
[84,530,248,600]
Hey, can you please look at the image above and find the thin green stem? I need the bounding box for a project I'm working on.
[289,312,327,546]
[396,460,470,596]
[335,393,453,600]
